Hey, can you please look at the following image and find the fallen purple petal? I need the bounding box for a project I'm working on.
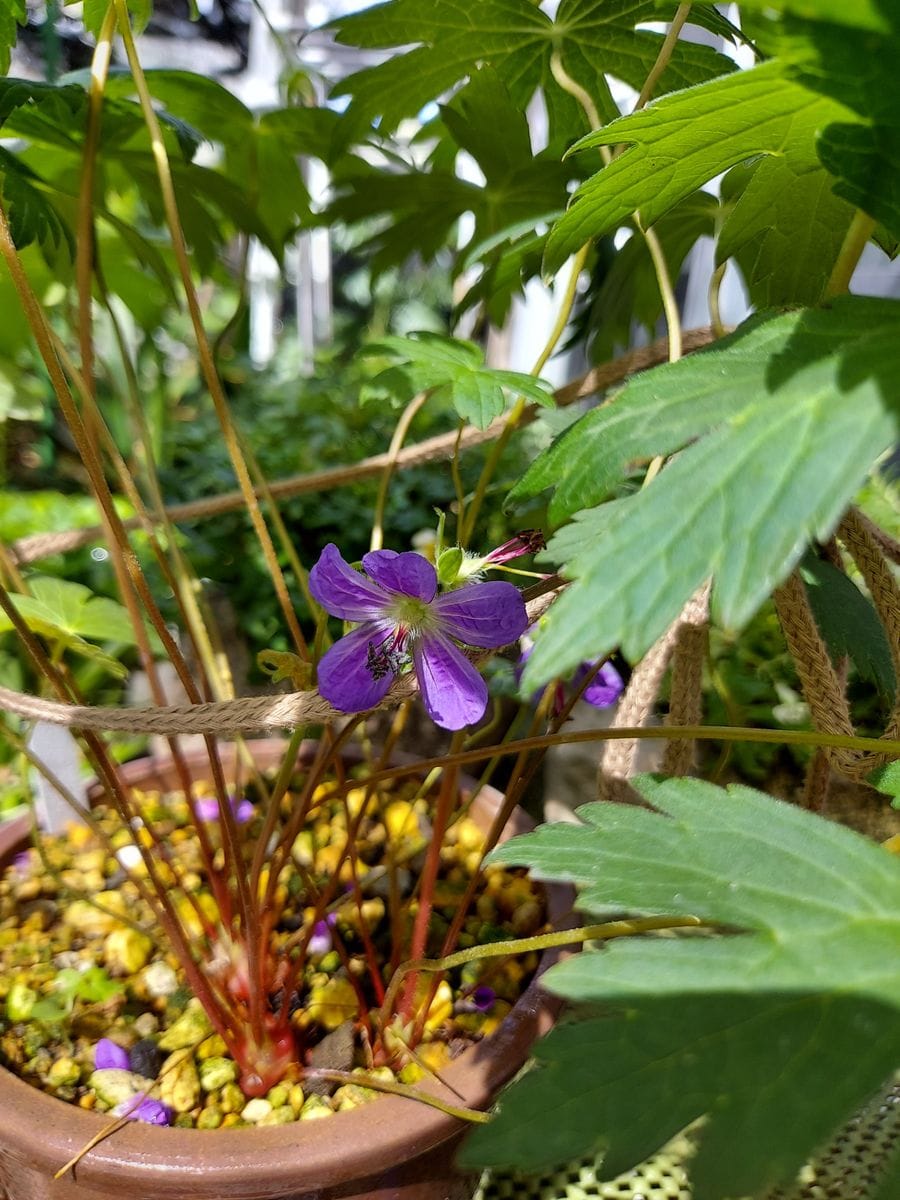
[94,1038,131,1071]
[581,662,625,709]
[471,985,496,1012]
[308,913,337,956]
[113,1094,172,1125]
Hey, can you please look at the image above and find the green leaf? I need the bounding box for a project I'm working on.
[737,0,896,32]
[330,0,735,138]
[587,193,716,360]
[466,776,900,1195]
[509,299,899,523]
[520,301,900,686]
[0,577,155,676]
[779,11,900,240]
[716,106,855,306]
[0,0,26,75]
[869,760,900,805]
[799,554,897,700]
[84,0,151,36]
[544,61,853,276]
[363,333,554,429]
[0,148,74,256]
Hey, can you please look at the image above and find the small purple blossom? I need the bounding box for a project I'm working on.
[519,630,624,714]
[193,794,254,824]
[309,545,528,731]
[471,985,496,1012]
[94,1038,130,1071]
[10,851,33,876]
[308,913,337,956]
[112,1094,172,1125]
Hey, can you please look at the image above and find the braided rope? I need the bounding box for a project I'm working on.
[661,583,711,778]
[0,590,560,736]
[9,329,717,567]
[598,584,711,803]
[774,568,893,782]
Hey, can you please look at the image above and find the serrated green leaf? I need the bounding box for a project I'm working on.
[716,106,855,306]
[363,333,554,429]
[467,776,900,1195]
[544,61,853,276]
[869,760,900,804]
[779,13,900,240]
[521,302,900,686]
[0,578,152,675]
[799,554,896,700]
[509,300,898,523]
[330,0,735,139]
[0,149,74,256]
[462,996,899,1197]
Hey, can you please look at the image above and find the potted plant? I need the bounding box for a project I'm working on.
[1,2,899,1199]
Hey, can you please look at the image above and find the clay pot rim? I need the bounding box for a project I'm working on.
[0,739,570,1197]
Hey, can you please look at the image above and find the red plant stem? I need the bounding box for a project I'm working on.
[399,747,462,1022]
[338,795,386,1006]
[326,928,375,1041]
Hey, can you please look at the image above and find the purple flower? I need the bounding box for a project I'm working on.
[308,913,337,956]
[519,630,624,713]
[112,1094,172,1125]
[471,985,496,1012]
[193,794,254,824]
[94,1038,130,1071]
[309,545,528,731]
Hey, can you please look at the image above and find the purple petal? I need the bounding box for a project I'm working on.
[308,915,335,956]
[433,582,527,648]
[413,632,488,730]
[472,985,496,1012]
[581,662,624,709]
[362,550,436,602]
[193,796,220,822]
[309,544,390,621]
[317,621,397,712]
[95,1038,131,1071]
[234,798,255,824]
[113,1094,172,1125]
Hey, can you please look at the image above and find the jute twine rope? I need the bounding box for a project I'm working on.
[598,583,711,804]
[8,329,717,567]
[0,589,560,736]
[773,508,900,784]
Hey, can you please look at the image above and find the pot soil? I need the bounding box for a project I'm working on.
[0,741,569,1200]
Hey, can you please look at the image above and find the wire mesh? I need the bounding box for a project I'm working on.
[476,1079,900,1200]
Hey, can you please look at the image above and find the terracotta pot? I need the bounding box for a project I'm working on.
[0,740,570,1200]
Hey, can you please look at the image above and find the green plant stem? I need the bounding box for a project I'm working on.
[76,2,116,391]
[344,724,900,797]
[459,240,590,546]
[381,916,705,1034]
[824,209,877,297]
[303,1068,491,1124]
[708,260,727,338]
[112,0,309,664]
[634,3,693,111]
[371,391,429,552]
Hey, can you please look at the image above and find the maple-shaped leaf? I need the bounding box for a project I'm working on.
[462,775,900,1198]
[512,299,900,687]
[362,333,554,429]
[0,577,157,677]
[329,0,735,139]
